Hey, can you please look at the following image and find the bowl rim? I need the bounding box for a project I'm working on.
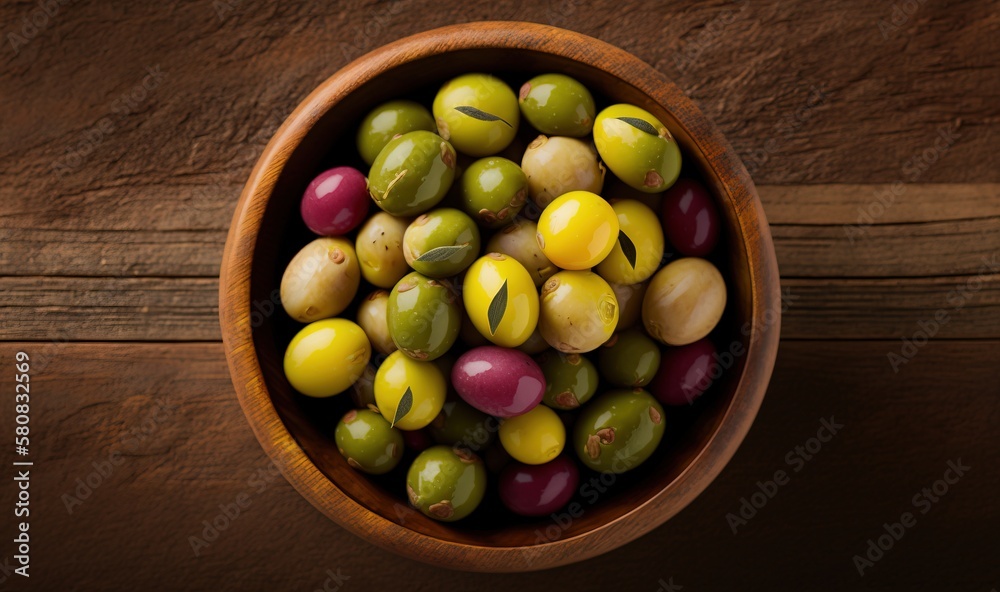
[219,21,781,572]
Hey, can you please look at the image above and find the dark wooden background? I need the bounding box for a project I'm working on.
[1,0,998,590]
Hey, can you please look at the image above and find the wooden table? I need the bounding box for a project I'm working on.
[1,0,997,589]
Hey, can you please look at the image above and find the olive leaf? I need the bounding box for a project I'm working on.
[415,244,468,262]
[619,230,637,269]
[616,116,659,136]
[455,106,512,128]
[391,386,413,428]
[487,279,508,336]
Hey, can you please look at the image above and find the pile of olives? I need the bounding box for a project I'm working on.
[280,72,729,523]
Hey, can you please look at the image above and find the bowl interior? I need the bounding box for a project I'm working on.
[246,47,753,548]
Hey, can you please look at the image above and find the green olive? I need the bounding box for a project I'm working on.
[280,237,360,323]
[593,104,681,193]
[485,219,556,287]
[368,130,456,216]
[356,289,396,356]
[407,445,487,521]
[573,389,664,473]
[429,398,496,452]
[521,135,604,208]
[595,199,665,284]
[539,270,618,353]
[388,272,460,361]
[610,281,647,331]
[335,409,404,474]
[402,208,481,278]
[642,257,726,346]
[598,329,661,387]
[518,73,595,137]
[459,157,528,228]
[433,73,519,157]
[537,351,599,410]
[356,100,436,166]
[355,212,411,289]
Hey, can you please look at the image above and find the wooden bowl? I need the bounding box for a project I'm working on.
[219,22,780,572]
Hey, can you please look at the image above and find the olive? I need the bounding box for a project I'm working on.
[515,325,550,355]
[661,178,721,257]
[593,104,681,193]
[432,73,519,157]
[642,258,726,346]
[356,289,396,356]
[537,351,599,410]
[499,405,565,465]
[650,338,719,406]
[387,272,460,361]
[485,219,556,287]
[536,190,619,270]
[300,167,370,236]
[406,445,487,522]
[368,130,456,216]
[335,409,404,475]
[349,363,378,409]
[459,157,528,227]
[374,350,446,430]
[598,329,661,387]
[521,135,604,208]
[355,212,411,289]
[284,318,371,397]
[595,199,664,285]
[539,270,619,353]
[356,100,436,166]
[462,253,539,348]
[428,398,496,452]
[573,389,664,473]
[280,237,360,323]
[609,281,647,331]
[451,346,545,418]
[402,208,481,278]
[518,74,595,137]
[499,455,580,517]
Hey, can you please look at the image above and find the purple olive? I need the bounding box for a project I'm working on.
[650,338,719,406]
[660,178,720,257]
[300,166,370,236]
[498,455,579,516]
[452,346,545,417]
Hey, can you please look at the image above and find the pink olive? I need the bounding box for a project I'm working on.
[300,166,370,236]
[661,178,720,257]
[499,455,579,516]
[650,338,719,406]
[452,346,545,417]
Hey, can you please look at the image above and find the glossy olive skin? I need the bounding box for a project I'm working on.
[368,130,456,216]
[599,329,662,387]
[642,258,727,346]
[355,212,411,288]
[499,455,580,516]
[406,445,487,522]
[459,157,528,227]
[356,100,436,166]
[301,167,370,236]
[433,73,519,157]
[387,272,460,361]
[651,338,719,406]
[429,398,496,452]
[373,350,446,430]
[402,208,481,277]
[661,178,721,257]
[452,346,545,418]
[356,290,396,356]
[280,237,360,323]
[536,190,619,270]
[610,281,647,331]
[573,389,665,473]
[538,351,599,410]
[518,74,595,137]
[596,199,665,285]
[593,104,681,193]
[499,405,565,465]
[485,219,556,287]
[335,409,404,474]
[539,270,619,353]
[462,253,539,348]
[521,135,604,208]
[284,319,371,398]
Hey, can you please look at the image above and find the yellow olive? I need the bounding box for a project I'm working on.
[284,319,371,397]
[485,219,557,287]
[595,199,664,284]
[280,237,360,323]
[539,270,619,353]
[499,405,565,465]
[355,212,411,289]
[374,350,446,430]
[642,257,727,346]
[593,103,681,193]
[462,253,539,347]
[521,135,604,208]
[356,289,396,356]
[610,281,648,331]
[536,190,619,270]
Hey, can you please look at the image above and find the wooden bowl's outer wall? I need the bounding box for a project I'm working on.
[220,22,781,572]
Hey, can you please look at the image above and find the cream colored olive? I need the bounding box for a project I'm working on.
[610,281,648,331]
[485,219,557,287]
[356,290,396,355]
[642,257,727,346]
[280,237,360,323]
[521,135,604,208]
[355,212,411,289]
